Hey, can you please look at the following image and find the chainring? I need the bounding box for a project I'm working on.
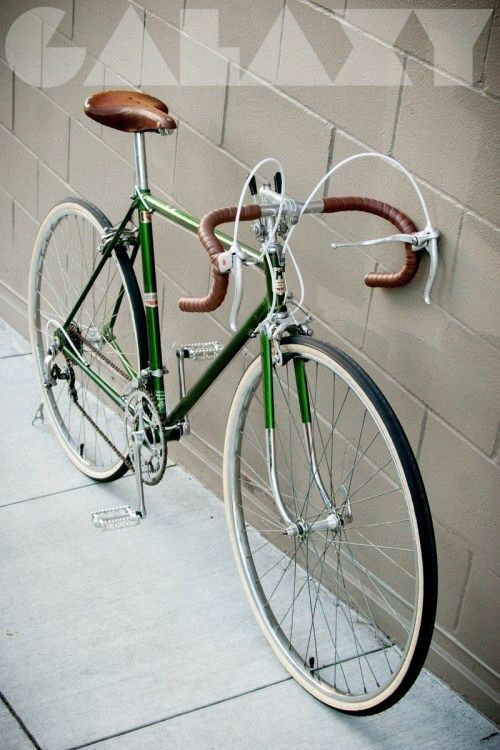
[124,388,167,486]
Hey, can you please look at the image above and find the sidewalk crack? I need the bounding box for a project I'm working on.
[0,691,42,750]
[64,677,292,750]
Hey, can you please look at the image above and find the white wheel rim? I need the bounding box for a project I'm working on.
[224,343,424,712]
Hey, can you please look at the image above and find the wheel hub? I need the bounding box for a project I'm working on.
[284,512,343,538]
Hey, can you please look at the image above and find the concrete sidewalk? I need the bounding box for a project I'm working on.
[0,320,498,750]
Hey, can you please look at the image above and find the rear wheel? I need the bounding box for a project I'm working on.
[224,336,437,714]
[29,198,148,481]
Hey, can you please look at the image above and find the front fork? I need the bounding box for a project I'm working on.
[260,333,348,536]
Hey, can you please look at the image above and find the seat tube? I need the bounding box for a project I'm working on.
[133,132,166,417]
[139,211,166,417]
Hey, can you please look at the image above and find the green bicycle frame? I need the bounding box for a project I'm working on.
[59,188,305,439]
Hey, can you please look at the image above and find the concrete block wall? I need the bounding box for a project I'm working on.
[0,0,498,720]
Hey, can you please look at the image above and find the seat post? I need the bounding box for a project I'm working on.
[133,132,149,190]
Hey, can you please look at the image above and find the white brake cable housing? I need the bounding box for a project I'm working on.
[282,152,439,304]
[229,157,286,332]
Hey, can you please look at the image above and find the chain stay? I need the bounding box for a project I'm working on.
[61,328,167,482]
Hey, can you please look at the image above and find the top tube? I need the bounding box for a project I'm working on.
[141,192,264,266]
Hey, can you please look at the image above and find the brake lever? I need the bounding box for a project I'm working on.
[229,243,244,332]
[331,225,439,304]
[424,232,439,305]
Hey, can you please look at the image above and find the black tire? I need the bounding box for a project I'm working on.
[224,335,437,715]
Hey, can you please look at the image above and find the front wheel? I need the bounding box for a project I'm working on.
[223,336,437,715]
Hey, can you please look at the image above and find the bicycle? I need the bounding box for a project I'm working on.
[29,90,439,715]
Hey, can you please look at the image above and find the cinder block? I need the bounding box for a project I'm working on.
[455,558,500,673]
[277,0,401,152]
[223,67,333,195]
[327,131,464,308]
[134,0,184,27]
[68,120,135,223]
[73,0,144,86]
[37,162,75,220]
[153,207,208,296]
[484,9,500,96]
[174,123,248,218]
[447,213,499,346]
[433,521,471,633]
[311,0,345,11]
[14,77,70,180]
[0,188,14,276]
[101,68,178,195]
[16,0,73,39]
[8,203,39,300]
[101,68,140,157]
[307,316,426,453]
[144,12,227,144]
[290,215,374,348]
[426,625,500,724]
[0,61,13,129]
[146,128,178,200]
[176,435,224,500]
[0,1,42,71]
[45,29,104,137]
[419,412,499,564]
[0,287,29,339]
[0,126,38,217]
[346,2,493,85]
[394,58,499,224]
[364,282,500,454]
[183,0,284,76]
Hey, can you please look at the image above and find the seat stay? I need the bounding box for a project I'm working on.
[62,200,138,331]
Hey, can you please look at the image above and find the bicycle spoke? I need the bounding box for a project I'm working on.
[31,205,140,477]
[227,340,430,710]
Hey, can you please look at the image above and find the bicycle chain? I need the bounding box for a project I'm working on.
[72,327,130,382]
[70,391,132,469]
[61,329,167,483]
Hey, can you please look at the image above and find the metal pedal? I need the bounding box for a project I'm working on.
[173,342,223,436]
[178,341,223,360]
[92,505,141,531]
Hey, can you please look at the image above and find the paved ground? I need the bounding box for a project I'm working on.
[0,319,498,750]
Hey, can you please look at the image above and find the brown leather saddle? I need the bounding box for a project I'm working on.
[84,90,176,133]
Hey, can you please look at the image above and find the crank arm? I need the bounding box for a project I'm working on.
[130,432,147,518]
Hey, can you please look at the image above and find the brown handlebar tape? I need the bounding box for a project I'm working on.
[179,204,262,313]
[179,196,419,313]
[322,196,419,288]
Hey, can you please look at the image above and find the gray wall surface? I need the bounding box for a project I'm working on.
[0,0,498,721]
